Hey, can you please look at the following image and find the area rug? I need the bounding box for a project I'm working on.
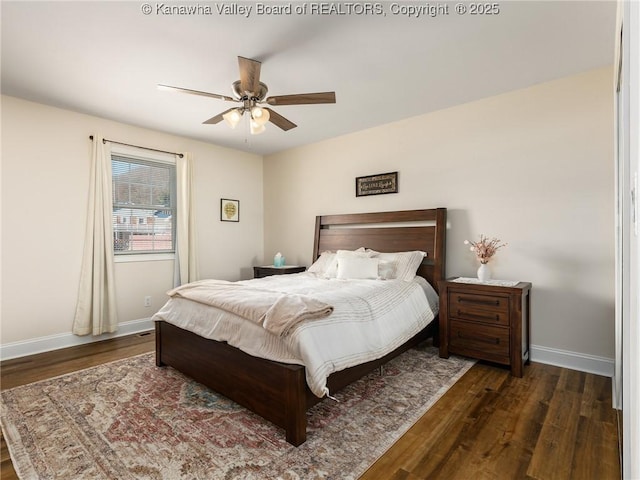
[1,343,473,479]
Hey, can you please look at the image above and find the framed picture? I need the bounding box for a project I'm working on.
[356,171,398,197]
[220,198,239,222]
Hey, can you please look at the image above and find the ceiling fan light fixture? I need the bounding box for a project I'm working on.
[251,106,270,126]
[159,57,335,134]
[250,119,266,135]
[223,108,243,129]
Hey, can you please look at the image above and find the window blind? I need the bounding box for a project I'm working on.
[111,154,176,254]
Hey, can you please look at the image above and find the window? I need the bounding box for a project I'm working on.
[112,154,176,254]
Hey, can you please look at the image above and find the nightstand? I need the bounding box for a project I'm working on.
[253,265,306,279]
[438,278,532,377]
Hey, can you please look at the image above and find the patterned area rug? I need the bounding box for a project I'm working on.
[1,343,473,479]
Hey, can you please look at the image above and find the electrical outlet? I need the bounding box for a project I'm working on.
[144,296,152,307]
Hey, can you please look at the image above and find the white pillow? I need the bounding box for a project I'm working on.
[336,256,380,280]
[368,250,426,281]
[308,251,335,275]
[325,247,370,278]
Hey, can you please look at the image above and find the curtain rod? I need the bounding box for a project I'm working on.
[89,135,184,158]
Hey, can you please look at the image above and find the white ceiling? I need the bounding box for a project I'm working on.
[1,1,616,156]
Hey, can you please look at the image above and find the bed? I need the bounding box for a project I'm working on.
[154,208,447,446]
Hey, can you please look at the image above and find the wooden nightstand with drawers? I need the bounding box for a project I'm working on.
[438,278,532,377]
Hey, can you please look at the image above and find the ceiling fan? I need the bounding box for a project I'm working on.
[158,56,336,135]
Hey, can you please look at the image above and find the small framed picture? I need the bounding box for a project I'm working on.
[356,171,398,197]
[220,198,239,222]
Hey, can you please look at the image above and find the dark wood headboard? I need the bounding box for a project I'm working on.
[312,208,447,291]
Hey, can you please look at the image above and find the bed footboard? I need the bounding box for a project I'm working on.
[155,320,308,445]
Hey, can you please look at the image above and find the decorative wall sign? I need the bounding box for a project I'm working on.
[355,171,398,197]
[220,198,239,222]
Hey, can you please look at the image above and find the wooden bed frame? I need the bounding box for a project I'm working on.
[155,208,447,446]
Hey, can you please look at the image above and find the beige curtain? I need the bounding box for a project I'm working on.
[72,135,118,335]
[173,152,198,286]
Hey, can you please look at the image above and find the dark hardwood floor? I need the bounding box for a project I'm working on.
[1,334,620,479]
[360,363,620,480]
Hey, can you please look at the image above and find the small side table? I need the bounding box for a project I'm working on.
[253,265,306,279]
[438,278,532,377]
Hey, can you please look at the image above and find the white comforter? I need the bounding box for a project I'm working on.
[152,272,439,397]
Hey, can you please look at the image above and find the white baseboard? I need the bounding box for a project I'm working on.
[530,344,615,377]
[0,318,154,361]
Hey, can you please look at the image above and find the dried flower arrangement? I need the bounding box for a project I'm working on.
[464,235,507,264]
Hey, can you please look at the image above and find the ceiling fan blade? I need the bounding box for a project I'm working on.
[238,56,261,95]
[158,84,235,102]
[203,108,237,124]
[265,108,297,131]
[266,92,336,106]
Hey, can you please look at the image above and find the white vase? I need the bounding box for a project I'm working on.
[477,263,491,282]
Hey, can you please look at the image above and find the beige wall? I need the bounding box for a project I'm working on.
[264,67,615,360]
[1,95,264,344]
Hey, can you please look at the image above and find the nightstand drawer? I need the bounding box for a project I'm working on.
[450,304,510,326]
[449,320,510,364]
[449,290,509,326]
[449,290,509,312]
